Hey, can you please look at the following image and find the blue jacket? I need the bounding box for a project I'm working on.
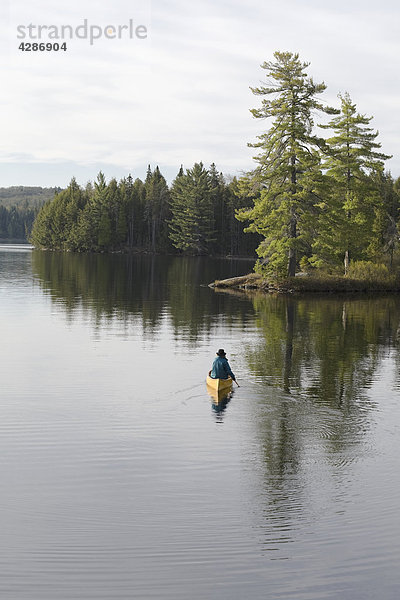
[210,356,235,380]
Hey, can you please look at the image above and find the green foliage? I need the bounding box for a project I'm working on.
[0,187,60,242]
[168,163,259,256]
[299,256,315,273]
[224,177,262,256]
[237,52,394,279]
[311,93,392,273]
[346,260,395,284]
[25,53,397,264]
[29,165,259,257]
[0,204,38,241]
[169,162,217,255]
[119,175,145,248]
[238,51,338,277]
[0,187,57,241]
[30,177,87,250]
[368,172,400,265]
[144,166,170,252]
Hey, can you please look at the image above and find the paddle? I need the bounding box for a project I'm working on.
[233,378,240,387]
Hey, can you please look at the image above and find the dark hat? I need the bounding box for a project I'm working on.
[216,348,226,357]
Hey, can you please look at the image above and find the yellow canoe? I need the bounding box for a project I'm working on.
[206,373,233,393]
[206,384,232,405]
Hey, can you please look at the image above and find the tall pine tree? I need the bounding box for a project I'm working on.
[237,51,337,277]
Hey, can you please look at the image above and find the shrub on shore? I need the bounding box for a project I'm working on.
[212,261,400,293]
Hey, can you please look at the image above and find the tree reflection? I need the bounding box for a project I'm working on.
[243,294,400,554]
[247,294,399,406]
[31,251,254,342]
[245,293,397,485]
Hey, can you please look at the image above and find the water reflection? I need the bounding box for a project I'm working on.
[31,251,255,343]
[31,251,400,415]
[240,293,400,558]
[30,255,399,473]
[206,385,233,421]
[246,294,398,404]
[244,293,400,471]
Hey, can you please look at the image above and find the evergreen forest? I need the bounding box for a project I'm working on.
[29,165,260,257]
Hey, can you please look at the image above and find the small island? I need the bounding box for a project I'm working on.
[210,269,400,295]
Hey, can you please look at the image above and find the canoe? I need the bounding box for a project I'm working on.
[206,373,233,393]
[206,384,232,405]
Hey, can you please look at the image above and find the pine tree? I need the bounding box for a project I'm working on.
[104,178,126,248]
[237,51,337,277]
[97,210,112,249]
[119,175,146,248]
[169,162,216,255]
[29,199,53,248]
[209,163,227,254]
[311,93,391,273]
[143,166,170,252]
[74,172,107,251]
[29,179,84,250]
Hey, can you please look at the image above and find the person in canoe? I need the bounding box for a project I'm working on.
[210,349,238,385]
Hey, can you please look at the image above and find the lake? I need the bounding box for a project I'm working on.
[1,245,400,599]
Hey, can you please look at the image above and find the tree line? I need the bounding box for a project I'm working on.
[0,186,60,208]
[29,164,260,256]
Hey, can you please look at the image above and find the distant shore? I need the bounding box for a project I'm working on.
[209,273,400,294]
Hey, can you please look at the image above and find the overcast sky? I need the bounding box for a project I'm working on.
[1,0,399,187]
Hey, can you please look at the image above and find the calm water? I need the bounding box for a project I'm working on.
[1,245,400,599]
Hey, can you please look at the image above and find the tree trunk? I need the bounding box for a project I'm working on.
[129,215,134,248]
[288,154,297,277]
[151,218,156,252]
[344,249,349,275]
[288,214,297,277]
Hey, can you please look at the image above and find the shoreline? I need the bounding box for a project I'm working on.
[209,273,400,294]
[27,246,257,260]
